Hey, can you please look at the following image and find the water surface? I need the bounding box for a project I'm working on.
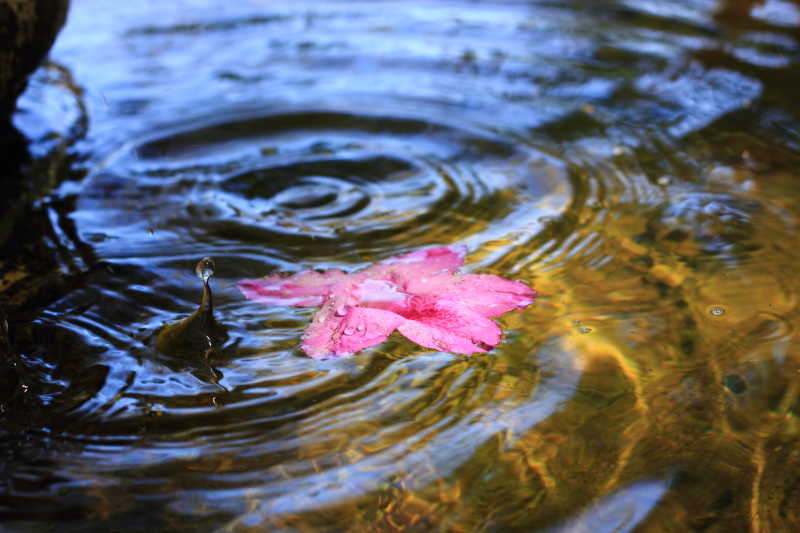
[5,0,800,531]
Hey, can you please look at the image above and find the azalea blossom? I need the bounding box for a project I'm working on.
[237,246,537,359]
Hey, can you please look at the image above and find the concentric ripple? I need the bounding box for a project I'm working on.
[77,110,565,265]
[20,105,571,529]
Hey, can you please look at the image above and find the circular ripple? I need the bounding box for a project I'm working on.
[78,109,566,264]
[38,105,572,529]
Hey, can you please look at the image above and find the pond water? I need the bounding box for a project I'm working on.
[4,0,800,531]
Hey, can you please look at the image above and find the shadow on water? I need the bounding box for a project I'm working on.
[3,0,800,531]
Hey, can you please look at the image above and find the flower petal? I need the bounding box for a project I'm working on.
[302,303,406,359]
[366,245,467,283]
[454,274,537,316]
[401,273,536,317]
[238,245,537,358]
[237,269,351,307]
[394,296,502,354]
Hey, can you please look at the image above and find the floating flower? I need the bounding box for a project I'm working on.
[237,246,537,359]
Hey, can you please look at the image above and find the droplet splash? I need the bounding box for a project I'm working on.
[195,257,216,283]
[155,257,229,358]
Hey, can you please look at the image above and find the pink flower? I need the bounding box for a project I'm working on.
[237,246,537,359]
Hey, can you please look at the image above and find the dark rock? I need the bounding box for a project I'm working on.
[0,0,70,128]
[0,1,71,406]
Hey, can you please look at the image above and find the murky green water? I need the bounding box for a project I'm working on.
[4,0,800,531]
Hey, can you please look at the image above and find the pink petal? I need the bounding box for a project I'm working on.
[365,245,466,283]
[302,303,406,359]
[237,245,537,358]
[237,269,351,307]
[393,296,502,354]
[355,278,406,305]
[405,274,536,317]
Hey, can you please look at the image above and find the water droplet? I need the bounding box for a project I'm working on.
[335,306,348,317]
[356,323,365,333]
[195,257,215,282]
[579,326,592,334]
[343,326,355,335]
[709,306,726,317]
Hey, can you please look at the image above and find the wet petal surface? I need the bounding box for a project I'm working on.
[239,246,536,358]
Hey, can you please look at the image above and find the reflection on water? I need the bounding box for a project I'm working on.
[3,0,800,531]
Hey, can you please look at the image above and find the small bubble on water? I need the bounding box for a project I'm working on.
[579,326,592,334]
[195,257,215,282]
[343,326,355,335]
[709,305,726,317]
[722,374,747,394]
